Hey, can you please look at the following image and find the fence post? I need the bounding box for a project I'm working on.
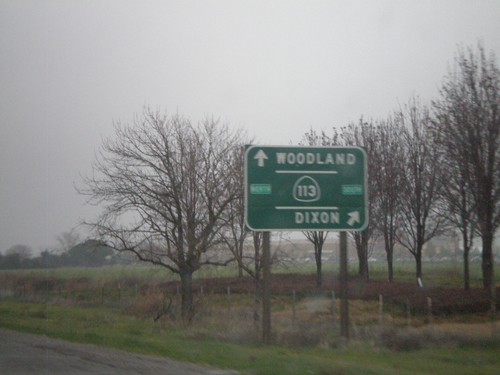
[406,299,411,327]
[427,297,433,325]
[379,294,384,325]
[292,290,296,327]
[331,291,337,330]
[227,286,231,319]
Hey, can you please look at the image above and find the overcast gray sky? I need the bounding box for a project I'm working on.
[1,0,499,253]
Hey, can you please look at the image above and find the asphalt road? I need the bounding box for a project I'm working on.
[0,328,239,375]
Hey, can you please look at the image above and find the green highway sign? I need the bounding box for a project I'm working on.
[245,145,368,231]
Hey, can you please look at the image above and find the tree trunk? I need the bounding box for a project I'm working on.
[415,252,423,282]
[414,234,424,283]
[481,229,495,323]
[463,250,470,291]
[482,230,494,293]
[387,249,394,283]
[354,232,370,281]
[237,239,245,278]
[316,257,322,288]
[358,254,369,281]
[180,270,194,322]
[238,264,244,278]
[461,229,470,291]
[384,230,394,282]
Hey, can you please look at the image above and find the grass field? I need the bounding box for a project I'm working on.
[0,262,499,374]
[0,258,493,283]
[0,301,498,375]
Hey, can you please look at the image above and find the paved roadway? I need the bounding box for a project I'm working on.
[0,328,239,375]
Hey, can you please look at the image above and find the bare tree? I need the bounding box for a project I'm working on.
[433,43,500,292]
[339,120,378,281]
[303,230,328,287]
[2,244,33,269]
[218,145,248,278]
[55,229,81,255]
[433,125,477,290]
[80,109,245,321]
[371,116,405,282]
[5,244,33,259]
[300,128,331,287]
[225,228,265,326]
[396,98,447,282]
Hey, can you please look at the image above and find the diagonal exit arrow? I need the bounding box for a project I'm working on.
[254,149,268,167]
[347,211,360,226]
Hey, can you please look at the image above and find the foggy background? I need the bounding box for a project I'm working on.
[1,0,499,253]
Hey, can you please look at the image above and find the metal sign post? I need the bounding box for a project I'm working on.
[245,145,368,342]
[262,231,271,344]
[339,231,349,339]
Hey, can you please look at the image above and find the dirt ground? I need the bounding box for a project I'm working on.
[156,273,500,315]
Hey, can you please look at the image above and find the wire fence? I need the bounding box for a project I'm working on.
[2,274,498,337]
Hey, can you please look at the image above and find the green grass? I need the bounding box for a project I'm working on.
[0,264,175,282]
[1,262,499,373]
[1,259,495,287]
[0,301,498,375]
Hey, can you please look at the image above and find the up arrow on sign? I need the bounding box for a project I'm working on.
[254,149,268,167]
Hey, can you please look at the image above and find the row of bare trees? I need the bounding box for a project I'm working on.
[304,44,499,296]
[81,44,498,321]
[305,99,445,287]
[434,44,499,296]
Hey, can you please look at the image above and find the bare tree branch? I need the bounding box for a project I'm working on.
[79,109,246,320]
